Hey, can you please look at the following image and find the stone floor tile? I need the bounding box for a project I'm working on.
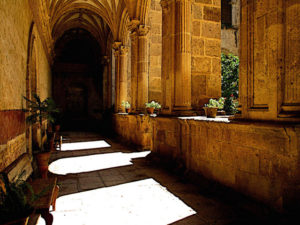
[78,176,105,190]
[59,183,78,196]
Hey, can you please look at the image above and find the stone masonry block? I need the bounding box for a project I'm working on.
[192,38,204,55]
[192,57,211,73]
[202,21,220,39]
[192,4,202,19]
[236,146,260,174]
[212,0,221,7]
[205,39,221,57]
[195,0,212,4]
[151,23,161,35]
[203,6,221,22]
[212,57,221,74]
[192,21,201,36]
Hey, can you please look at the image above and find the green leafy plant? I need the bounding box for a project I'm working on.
[205,98,225,110]
[224,97,239,115]
[121,101,131,109]
[145,101,161,109]
[221,53,239,99]
[23,93,59,152]
[0,176,43,224]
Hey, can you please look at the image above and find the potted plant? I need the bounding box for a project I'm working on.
[0,176,40,225]
[121,101,131,113]
[23,94,59,178]
[203,98,224,118]
[145,101,161,114]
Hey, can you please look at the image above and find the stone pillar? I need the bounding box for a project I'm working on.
[238,0,300,122]
[137,25,150,112]
[174,0,192,113]
[161,0,193,115]
[113,42,121,112]
[119,46,129,111]
[128,20,140,113]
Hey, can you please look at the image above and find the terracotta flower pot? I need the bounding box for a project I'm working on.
[203,107,218,118]
[36,152,50,178]
[125,108,131,113]
[146,107,155,114]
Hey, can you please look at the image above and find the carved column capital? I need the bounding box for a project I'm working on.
[113,50,120,57]
[128,19,140,32]
[112,41,122,50]
[137,25,150,36]
[120,46,129,56]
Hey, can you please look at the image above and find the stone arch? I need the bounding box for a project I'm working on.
[25,22,38,155]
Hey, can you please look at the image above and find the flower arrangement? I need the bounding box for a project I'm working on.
[204,97,225,110]
[145,101,161,109]
[121,101,131,109]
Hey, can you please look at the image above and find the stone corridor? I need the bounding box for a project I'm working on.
[36,132,293,225]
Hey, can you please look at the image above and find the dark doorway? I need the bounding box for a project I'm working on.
[52,28,104,131]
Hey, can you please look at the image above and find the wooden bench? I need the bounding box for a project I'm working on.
[2,153,59,225]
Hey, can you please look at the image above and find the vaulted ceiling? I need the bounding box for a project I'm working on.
[29,0,150,60]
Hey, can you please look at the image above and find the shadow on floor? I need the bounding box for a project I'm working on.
[46,132,297,225]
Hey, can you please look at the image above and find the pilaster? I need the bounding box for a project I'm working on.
[137,25,150,112]
[128,20,140,113]
[174,0,192,113]
[238,0,300,122]
[113,42,121,112]
[161,0,193,115]
[119,46,129,112]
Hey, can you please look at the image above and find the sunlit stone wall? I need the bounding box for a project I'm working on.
[113,114,300,211]
[0,0,52,171]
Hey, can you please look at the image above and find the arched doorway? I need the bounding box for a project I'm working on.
[52,28,105,131]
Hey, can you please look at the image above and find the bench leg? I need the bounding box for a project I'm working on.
[41,209,53,225]
[51,185,59,211]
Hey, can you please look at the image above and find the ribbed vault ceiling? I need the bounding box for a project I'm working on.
[29,0,150,60]
[48,0,126,51]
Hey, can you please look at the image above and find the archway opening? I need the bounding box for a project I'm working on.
[52,28,105,131]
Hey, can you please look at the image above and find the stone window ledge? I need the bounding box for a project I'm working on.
[117,113,231,123]
[178,116,231,123]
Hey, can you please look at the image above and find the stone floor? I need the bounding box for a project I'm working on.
[38,132,294,225]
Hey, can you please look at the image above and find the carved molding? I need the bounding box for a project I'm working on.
[137,25,150,36]
[279,0,300,117]
[112,41,122,50]
[128,19,140,32]
[120,46,129,55]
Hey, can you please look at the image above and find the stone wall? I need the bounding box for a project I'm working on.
[191,0,221,109]
[113,114,300,211]
[148,0,162,103]
[221,0,240,56]
[113,114,153,150]
[221,28,239,55]
[0,1,52,171]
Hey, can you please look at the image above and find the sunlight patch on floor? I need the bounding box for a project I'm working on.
[49,151,151,175]
[61,140,111,151]
[38,179,196,225]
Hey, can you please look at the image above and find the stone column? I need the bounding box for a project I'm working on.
[119,46,129,112]
[112,42,121,112]
[174,0,192,113]
[161,0,193,115]
[128,20,140,113]
[137,25,150,112]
